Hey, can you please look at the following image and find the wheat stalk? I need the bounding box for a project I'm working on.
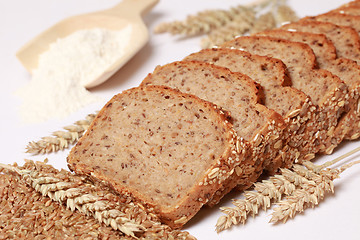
[0,161,195,239]
[200,1,298,48]
[155,0,298,48]
[200,8,256,48]
[250,12,277,33]
[216,165,305,232]
[26,113,97,155]
[275,4,299,24]
[269,166,339,223]
[216,148,360,232]
[0,162,143,238]
[154,0,275,36]
[270,159,360,223]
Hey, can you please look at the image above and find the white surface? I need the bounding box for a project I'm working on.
[1,0,359,239]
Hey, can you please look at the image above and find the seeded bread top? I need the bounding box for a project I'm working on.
[283,21,360,63]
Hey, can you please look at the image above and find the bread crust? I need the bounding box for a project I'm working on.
[282,21,360,144]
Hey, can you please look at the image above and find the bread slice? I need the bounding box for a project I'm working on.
[67,85,242,229]
[256,29,360,154]
[281,21,360,63]
[282,21,360,140]
[307,12,360,37]
[221,36,348,160]
[183,48,314,170]
[141,61,285,206]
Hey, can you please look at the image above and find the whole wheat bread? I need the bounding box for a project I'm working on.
[311,13,360,38]
[287,20,360,63]
[67,85,243,228]
[141,61,285,206]
[221,36,348,160]
[256,29,359,154]
[183,48,314,170]
[282,21,360,140]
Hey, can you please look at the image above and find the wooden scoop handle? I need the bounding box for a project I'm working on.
[106,0,159,16]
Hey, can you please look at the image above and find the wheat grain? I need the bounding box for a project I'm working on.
[0,161,196,239]
[0,166,126,239]
[0,162,143,238]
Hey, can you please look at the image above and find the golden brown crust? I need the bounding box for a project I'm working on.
[281,21,360,146]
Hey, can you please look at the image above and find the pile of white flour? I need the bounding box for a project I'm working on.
[16,25,132,124]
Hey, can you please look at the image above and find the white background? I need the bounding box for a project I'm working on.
[1,0,359,239]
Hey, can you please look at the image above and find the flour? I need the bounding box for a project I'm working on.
[16,25,132,124]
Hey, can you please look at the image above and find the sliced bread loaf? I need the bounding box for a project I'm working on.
[310,12,360,38]
[141,61,285,206]
[282,21,360,140]
[283,21,360,64]
[183,48,314,170]
[256,29,359,154]
[221,36,348,160]
[67,85,242,229]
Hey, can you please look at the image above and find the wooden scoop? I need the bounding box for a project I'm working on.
[16,0,159,88]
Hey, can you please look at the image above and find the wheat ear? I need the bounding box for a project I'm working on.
[200,8,256,48]
[0,161,196,239]
[0,162,144,238]
[154,0,274,36]
[269,165,339,223]
[275,4,299,24]
[216,147,360,232]
[26,113,96,155]
[215,164,311,232]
